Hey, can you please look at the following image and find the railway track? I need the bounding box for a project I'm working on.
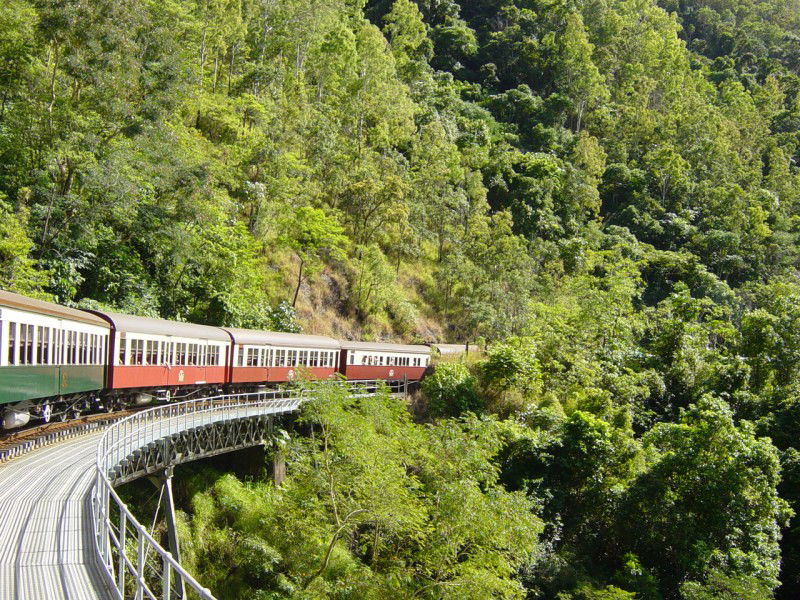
[0,410,138,463]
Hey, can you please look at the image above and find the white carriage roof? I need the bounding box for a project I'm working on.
[0,290,110,328]
[340,340,431,354]
[221,328,341,349]
[88,310,230,341]
[432,344,470,355]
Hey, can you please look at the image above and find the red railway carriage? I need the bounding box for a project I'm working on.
[339,341,430,381]
[223,328,341,384]
[89,311,230,398]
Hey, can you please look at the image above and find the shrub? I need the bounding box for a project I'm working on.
[422,362,482,418]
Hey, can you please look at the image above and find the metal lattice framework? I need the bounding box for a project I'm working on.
[90,380,407,600]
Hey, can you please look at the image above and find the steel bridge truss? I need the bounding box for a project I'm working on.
[91,380,407,600]
[109,413,278,486]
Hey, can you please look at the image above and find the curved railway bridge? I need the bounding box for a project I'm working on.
[0,380,402,599]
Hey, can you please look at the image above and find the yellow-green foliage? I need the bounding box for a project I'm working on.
[180,384,542,599]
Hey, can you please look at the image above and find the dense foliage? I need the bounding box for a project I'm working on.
[176,385,541,598]
[5,0,800,596]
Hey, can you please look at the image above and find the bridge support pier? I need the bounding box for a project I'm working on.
[271,448,286,486]
[149,467,185,599]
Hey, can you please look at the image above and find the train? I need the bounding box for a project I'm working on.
[0,290,466,430]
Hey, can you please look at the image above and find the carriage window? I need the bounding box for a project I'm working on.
[146,340,158,365]
[174,343,185,365]
[8,321,16,365]
[129,339,143,366]
[247,347,258,367]
[36,326,46,364]
[237,346,244,367]
[18,324,33,365]
[76,332,83,364]
[18,323,26,364]
[53,328,60,365]
[208,345,219,366]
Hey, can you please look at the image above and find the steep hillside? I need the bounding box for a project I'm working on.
[4,0,800,597]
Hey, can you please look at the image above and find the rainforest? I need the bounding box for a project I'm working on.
[2,0,800,597]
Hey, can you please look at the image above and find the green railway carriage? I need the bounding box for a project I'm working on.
[0,290,109,425]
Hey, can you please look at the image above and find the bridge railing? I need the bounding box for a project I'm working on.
[91,379,406,600]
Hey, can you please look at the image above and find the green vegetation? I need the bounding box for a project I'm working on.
[178,384,541,598]
[4,0,800,596]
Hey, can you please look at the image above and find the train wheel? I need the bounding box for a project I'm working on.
[41,403,52,423]
[58,409,69,423]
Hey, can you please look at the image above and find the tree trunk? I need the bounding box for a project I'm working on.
[199,27,207,85]
[292,257,304,307]
[47,42,60,134]
[302,509,367,590]
[213,55,219,93]
[228,43,237,95]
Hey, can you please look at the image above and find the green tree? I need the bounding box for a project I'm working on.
[422,361,481,417]
[0,199,49,298]
[278,206,348,307]
[621,397,791,597]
